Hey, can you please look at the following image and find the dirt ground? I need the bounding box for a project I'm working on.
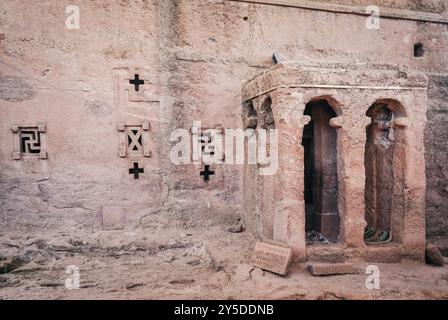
[1,227,447,300]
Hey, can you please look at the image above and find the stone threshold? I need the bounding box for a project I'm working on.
[306,243,403,263]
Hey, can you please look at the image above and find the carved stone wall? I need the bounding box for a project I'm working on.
[0,0,446,241]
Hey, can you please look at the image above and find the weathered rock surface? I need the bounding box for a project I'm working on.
[426,243,445,266]
[307,263,360,276]
[0,75,36,101]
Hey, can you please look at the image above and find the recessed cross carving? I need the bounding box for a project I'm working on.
[129,74,144,92]
[200,165,215,182]
[129,162,144,179]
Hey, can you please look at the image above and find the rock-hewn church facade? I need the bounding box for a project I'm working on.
[1,0,447,267]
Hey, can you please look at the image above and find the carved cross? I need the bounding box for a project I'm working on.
[200,165,215,182]
[129,74,144,92]
[129,162,144,179]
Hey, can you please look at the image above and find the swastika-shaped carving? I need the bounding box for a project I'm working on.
[191,125,224,164]
[11,123,47,160]
[20,130,42,154]
[200,132,214,156]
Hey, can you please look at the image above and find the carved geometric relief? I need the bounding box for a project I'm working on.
[191,125,225,165]
[129,74,144,92]
[117,122,151,159]
[190,125,225,185]
[21,130,41,154]
[200,165,215,182]
[127,127,143,154]
[200,131,215,157]
[113,67,160,110]
[129,161,144,180]
[11,123,47,160]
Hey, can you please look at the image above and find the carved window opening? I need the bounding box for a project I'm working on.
[190,125,224,183]
[11,123,47,160]
[200,165,215,182]
[191,125,224,164]
[302,99,340,243]
[414,43,424,57]
[127,128,143,153]
[117,122,151,158]
[21,130,42,154]
[200,132,215,157]
[129,162,144,180]
[129,74,145,92]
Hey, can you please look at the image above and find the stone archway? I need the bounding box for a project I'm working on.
[364,99,407,244]
[302,97,341,243]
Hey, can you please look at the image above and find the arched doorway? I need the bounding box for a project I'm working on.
[302,98,340,243]
[364,99,406,244]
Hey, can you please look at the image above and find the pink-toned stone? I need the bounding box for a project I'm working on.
[425,243,444,267]
[307,262,360,276]
[242,62,428,263]
[0,1,440,275]
[102,206,125,231]
[252,241,293,276]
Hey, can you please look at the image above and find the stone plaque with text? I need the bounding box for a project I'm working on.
[252,241,292,275]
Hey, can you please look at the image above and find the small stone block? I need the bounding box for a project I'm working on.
[307,262,359,276]
[252,241,292,276]
[142,121,150,131]
[12,152,21,160]
[37,123,46,133]
[117,123,126,132]
[329,116,343,128]
[393,118,408,128]
[39,151,47,159]
[426,243,444,267]
[214,125,224,133]
[118,149,126,158]
[102,206,124,230]
[301,115,311,126]
[11,125,19,133]
[144,149,151,157]
[272,52,287,64]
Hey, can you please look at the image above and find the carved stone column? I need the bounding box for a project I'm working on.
[270,89,308,262]
[330,112,370,248]
[400,91,427,261]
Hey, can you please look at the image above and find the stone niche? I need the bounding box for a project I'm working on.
[241,62,428,263]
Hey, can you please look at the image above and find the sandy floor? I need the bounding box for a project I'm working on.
[1,227,447,300]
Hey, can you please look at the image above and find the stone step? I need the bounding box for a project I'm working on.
[306,244,346,263]
[307,262,360,276]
